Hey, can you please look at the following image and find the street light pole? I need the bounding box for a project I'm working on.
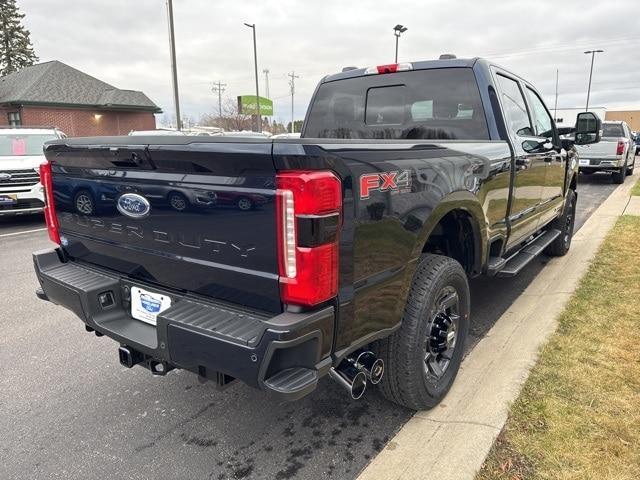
[166,0,182,130]
[244,23,261,132]
[393,24,407,63]
[584,49,603,112]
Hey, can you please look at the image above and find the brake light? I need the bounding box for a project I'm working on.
[616,139,625,156]
[364,62,413,75]
[276,171,342,307]
[39,161,60,244]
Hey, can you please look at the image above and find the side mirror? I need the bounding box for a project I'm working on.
[574,112,601,145]
[522,139,553,153]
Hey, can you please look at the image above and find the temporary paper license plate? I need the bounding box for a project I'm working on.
[131,287,172,326]
[579,159,590,166]
[0,194,17,205]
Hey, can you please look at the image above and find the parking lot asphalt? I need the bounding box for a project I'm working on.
[0,172,620,480]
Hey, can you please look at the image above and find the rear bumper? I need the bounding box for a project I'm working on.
[579,157,626,170]
[33,249,335,401]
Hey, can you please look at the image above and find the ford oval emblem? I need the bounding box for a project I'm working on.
[117,193,151,219]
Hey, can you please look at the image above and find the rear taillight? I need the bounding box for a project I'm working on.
[39,161,60,244]
[276,171,342,307]
[616,139,625,156]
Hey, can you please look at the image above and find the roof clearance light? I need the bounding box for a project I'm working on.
[364,62,413,75]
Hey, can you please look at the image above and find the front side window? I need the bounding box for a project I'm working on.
[526,88,554,139]
[304,68,490,140]
[496,75,533,137]
[7,111,21,127]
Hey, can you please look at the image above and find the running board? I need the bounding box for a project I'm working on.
[496,229,561,277]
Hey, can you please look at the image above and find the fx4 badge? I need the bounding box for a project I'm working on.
[359,170,411,199]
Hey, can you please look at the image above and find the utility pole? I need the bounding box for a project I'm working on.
[211,81,227,119]
[244,23,261,132]
[584,49,604,112]
[166,0,182,130]
[288,71,300,133]
[553,69,559,122]
[263,69,270,99]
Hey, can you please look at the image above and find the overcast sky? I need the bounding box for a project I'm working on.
[19,0,640,126]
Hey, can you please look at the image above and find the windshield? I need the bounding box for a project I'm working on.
[0,134,57,156]
[602,124,623,138]
[303,68,489,140]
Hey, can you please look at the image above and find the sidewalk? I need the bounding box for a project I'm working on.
[358,172,639,480]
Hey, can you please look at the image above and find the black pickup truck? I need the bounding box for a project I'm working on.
[34,57,600,410]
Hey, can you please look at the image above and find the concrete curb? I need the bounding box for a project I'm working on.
[357,172,639,480]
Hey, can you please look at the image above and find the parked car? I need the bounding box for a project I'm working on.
[33,56,600,410]
[0,127,65,216]
[634,133,640,156]
[576,120,635,183]
[128,129,186,136]
[271,133,302,139]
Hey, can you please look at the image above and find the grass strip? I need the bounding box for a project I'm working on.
[477,215,640,480]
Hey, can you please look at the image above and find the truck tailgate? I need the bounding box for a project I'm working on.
[45,138,281,313]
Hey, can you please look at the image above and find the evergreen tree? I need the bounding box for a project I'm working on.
[0,0,38,76]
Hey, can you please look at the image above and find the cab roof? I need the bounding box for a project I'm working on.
[321,57,481,83]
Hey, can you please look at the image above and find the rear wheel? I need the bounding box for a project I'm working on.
[626,158,635,176]
[545,189,576,257]
[612,161,626,184]
[376,254,470,410]
[236,197,253,211]
[74,190,95,215]
[168,192,188,211]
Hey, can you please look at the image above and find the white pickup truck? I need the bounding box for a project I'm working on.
[0,127,65,216]
[576,120,636,183]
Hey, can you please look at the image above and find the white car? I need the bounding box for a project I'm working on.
[0,127,66,216]
[271,132,302,139]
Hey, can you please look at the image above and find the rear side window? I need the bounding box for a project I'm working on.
[496,75,533,137]
[602,124,624,138]
[304,68,489,140]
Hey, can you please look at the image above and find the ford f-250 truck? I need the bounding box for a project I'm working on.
[33,57,600,410]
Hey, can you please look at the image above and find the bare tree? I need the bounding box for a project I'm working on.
[200,98,252,132]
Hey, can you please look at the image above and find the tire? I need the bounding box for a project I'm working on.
[168,192,188,212]
[74,190,95,215]
[626,158,635,176]
[612,162,626,184]
[375,254,470,410]
[236,197,253,211]
[545,189,576,257]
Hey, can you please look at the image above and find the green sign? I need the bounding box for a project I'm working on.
[237,95,273,116]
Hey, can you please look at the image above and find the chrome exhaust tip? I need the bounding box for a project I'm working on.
[329,363,367,400]
[354,351,384,385]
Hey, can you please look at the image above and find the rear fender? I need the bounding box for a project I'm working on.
[411,191,487,273]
